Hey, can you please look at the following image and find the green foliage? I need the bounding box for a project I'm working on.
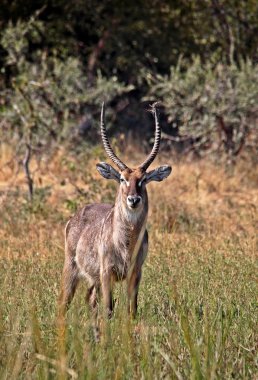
[148,57,258,160]
[1,1,257,80]
[1,1,258,165]
[0,17,133,149]
[0,16,133,200]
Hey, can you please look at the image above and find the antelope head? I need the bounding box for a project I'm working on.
[96,103,172,213]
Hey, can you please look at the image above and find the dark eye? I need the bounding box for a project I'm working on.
[138,178,146,187]
[120,177,126,184]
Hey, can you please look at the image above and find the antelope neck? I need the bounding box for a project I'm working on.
[111,191,148,249]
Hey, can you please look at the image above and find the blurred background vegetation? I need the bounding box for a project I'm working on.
[0,0,257,171]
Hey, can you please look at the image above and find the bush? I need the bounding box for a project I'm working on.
[0,16,133,199]
[0,16,133,149]
[147,57,258,162]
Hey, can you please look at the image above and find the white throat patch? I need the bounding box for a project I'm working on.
[122,202,143,224]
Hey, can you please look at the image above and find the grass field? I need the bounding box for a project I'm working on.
[0,146,257,379]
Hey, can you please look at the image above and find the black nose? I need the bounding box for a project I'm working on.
[127,195,141,207]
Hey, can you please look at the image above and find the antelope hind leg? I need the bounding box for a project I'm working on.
[86,285,100,315]
[59,259,79,314]
[86,285,101,342]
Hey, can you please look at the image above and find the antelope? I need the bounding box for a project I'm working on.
[59,103,172,318]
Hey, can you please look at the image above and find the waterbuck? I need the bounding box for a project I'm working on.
[59,103,172,318]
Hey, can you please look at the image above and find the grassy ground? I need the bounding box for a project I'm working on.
[0,146,257,379]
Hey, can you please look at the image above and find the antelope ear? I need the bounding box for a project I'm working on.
[96,162,120,182]
[146,165,172,183]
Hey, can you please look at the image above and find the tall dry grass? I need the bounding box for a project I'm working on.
[0,146,257,379]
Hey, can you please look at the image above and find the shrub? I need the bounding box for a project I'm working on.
[147,57,258,162]
[1,17,133,145]
[0,16,132,198]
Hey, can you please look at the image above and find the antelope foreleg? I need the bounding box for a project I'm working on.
[127,270,142,318]
[101,269,113,318]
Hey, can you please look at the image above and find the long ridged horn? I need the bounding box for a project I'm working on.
[100,102,128,171]
[139,102,161,170]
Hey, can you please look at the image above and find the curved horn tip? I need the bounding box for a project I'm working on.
[139,101,162,170]
[151,101,161,112]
